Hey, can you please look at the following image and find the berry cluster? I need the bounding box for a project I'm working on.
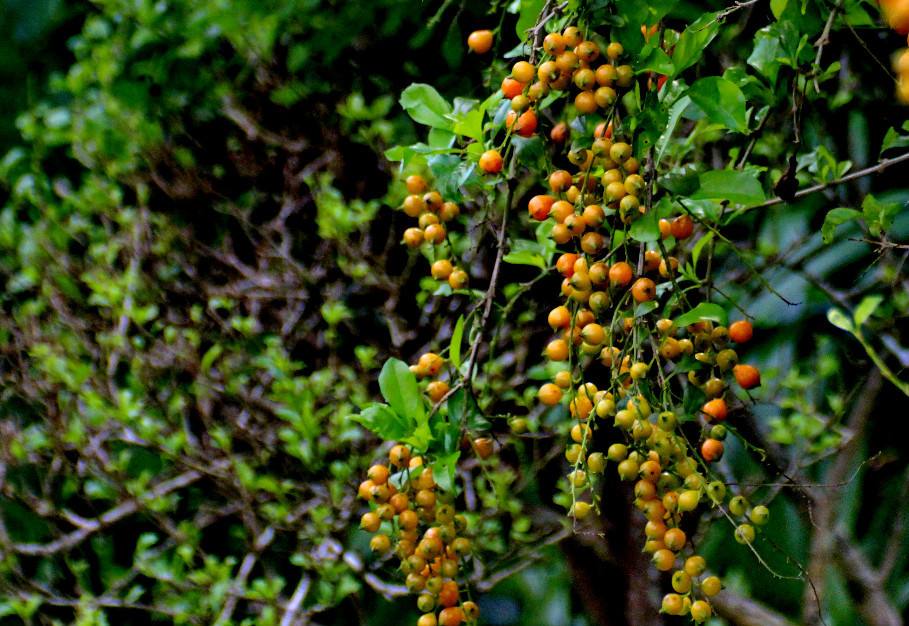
[357,444,479,626]
[401,174,469,290]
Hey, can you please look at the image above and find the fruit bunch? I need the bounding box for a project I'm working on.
[357,444,479,626]
[881,0,909,102]
[483,22,769,622]
[400,174,469,290]
[367,14,775,625]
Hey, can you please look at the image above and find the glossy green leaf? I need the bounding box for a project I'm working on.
[378,358,424,422]
[674,302,727,327]
[400,83,453,129]
[854,295,883,326]
[827,308,854,333]
[692,170,765,206]
[687,77,747,133]
[450,315,465,369]
[820,207,862,244]
[672,13,720,76]
[352,403,412,440]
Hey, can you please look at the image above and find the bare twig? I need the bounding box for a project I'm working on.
[748,152,909,211]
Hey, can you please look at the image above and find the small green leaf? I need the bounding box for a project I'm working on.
[854,295,883,326]
[861,194,900,237]
[634,301,659,318]
[352,403,412,440]
[400,83,453,129]
[431,451,460,492]
[687,77,748,133]
[820,207,862,244]
[691,231,714,268]
[637,46,675,75]
[503,250,546,269]
[672,13,720,76]
[450,315,465,369]
[629,208,660,242]
[674,303,727,327]
[379,358,425,422]
[827,308,854,333]
[692,170,765,206]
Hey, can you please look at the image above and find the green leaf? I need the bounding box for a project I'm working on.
[691,231,714,268]
[634,301,659,318]
[674,302,728,327]
[431,451,460,492]
[629,208,660,242]
[450,315,465,369]
[692,170,765,206]
[827,308,854,333]
[748,26,785,84]
[881,127,909,154]
[687,77,747,133]
[672,13,720,76]
[637,46,675,75]
[378,358,425,422]
[503,249,546,269]
[655,95,690,167]
[352,403,412,440]
[854,295,883,326]
[514,0,545,39]
[820,207,862,243]
[400,83,453,129]
[861,194,900,237]
[448,388,489,430]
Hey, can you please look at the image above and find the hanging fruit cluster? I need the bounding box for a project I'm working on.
[400,174,469,290]
[361,11,777,625]
[357,442,479,626]
[881,0,909,102]
[492,22,771,623]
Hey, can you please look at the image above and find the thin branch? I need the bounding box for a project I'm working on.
[713,589,798,626]
[748,152,909,211]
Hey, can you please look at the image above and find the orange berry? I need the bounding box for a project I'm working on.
[538,383,563,406]
[670,214,694,239]
[608,261,633,287]
[701,397,728,422]
[548,305,571,329]
[479,149,504,174]
[467,30,493,54]
[733,364,761,389]
[701,438,724,462]
[631,277,656,303]
[729,319,754,343]
[501,76,524,99]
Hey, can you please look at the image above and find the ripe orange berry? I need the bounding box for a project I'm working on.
[431,259,453,280]
[545,338,569,361]
[548,170,573,193]
[556,252,580,277]
[512,60,535,83]
[733,364,761,389]
[652,548,676,571]
[389,445,410,468]
[543,32,566,55]
[701,438,724,462]
[417,613,438,626]
[574,90,597,114]
[550,200,574,223]
[527,194,555,220]
[701,397,728,422]
[439,580,460,608]
[424,223,446,244]
[501,76,524,99]
[608,261,633,287]
[538,383,563,406]
[663,527,687,551]
[550,121,569,143]
[406,175,428,195]
[473,436,494,459]
[631,277,656,303]
[426,380,450,403]
[448,268,468,290]
[548,305,571,329]
[369,533,391,554]
[507,109,538,137]
[729,319,754,343]
[479,149,503,174]
[438,607,464,626]
[403,227,425,248]
[658,218,672,238]
[467,29,493,54]
[670,214,694,239]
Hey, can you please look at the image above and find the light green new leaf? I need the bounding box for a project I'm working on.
[378,358,425,423]
[674,302,727,327]
[687,77,747,132]
[450,315,465,369]
[854,295,883,326]
[352,403,413,440]
[400,83,453,129]
[827,308,854,332]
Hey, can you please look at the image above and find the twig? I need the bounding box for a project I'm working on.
[713,588,798,626]
[280,575,312,626]
[748,152,909,211]
[812,0,845,92]
[8,468,216,556]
